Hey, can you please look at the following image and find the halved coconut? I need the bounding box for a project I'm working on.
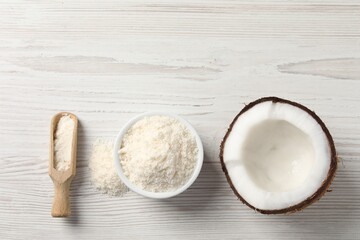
[220,97,337,214]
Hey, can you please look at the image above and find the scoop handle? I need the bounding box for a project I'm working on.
[51,181,71,217]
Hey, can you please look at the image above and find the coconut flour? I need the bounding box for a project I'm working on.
[119,115,198,192]
[89,139,128,196]
[54,115,74,171]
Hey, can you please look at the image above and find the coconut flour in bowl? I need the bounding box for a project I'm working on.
[118,115,199,193]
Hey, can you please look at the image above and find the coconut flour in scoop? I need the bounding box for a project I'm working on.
[119,115,198,192]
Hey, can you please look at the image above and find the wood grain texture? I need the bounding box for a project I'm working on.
[0,0,360,239]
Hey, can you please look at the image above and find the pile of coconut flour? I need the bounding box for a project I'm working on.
[119,115,198,192]
[89,139,128,196]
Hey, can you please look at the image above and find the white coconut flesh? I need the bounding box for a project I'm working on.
[223,101,331,210]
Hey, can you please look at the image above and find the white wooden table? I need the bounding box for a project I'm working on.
[1,1,360,239]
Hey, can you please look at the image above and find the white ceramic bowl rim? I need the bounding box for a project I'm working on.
[114,112,204,199]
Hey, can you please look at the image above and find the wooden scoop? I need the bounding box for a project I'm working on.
[49,112,78,217]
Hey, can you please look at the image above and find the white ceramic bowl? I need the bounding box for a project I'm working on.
[114,112,204,199]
